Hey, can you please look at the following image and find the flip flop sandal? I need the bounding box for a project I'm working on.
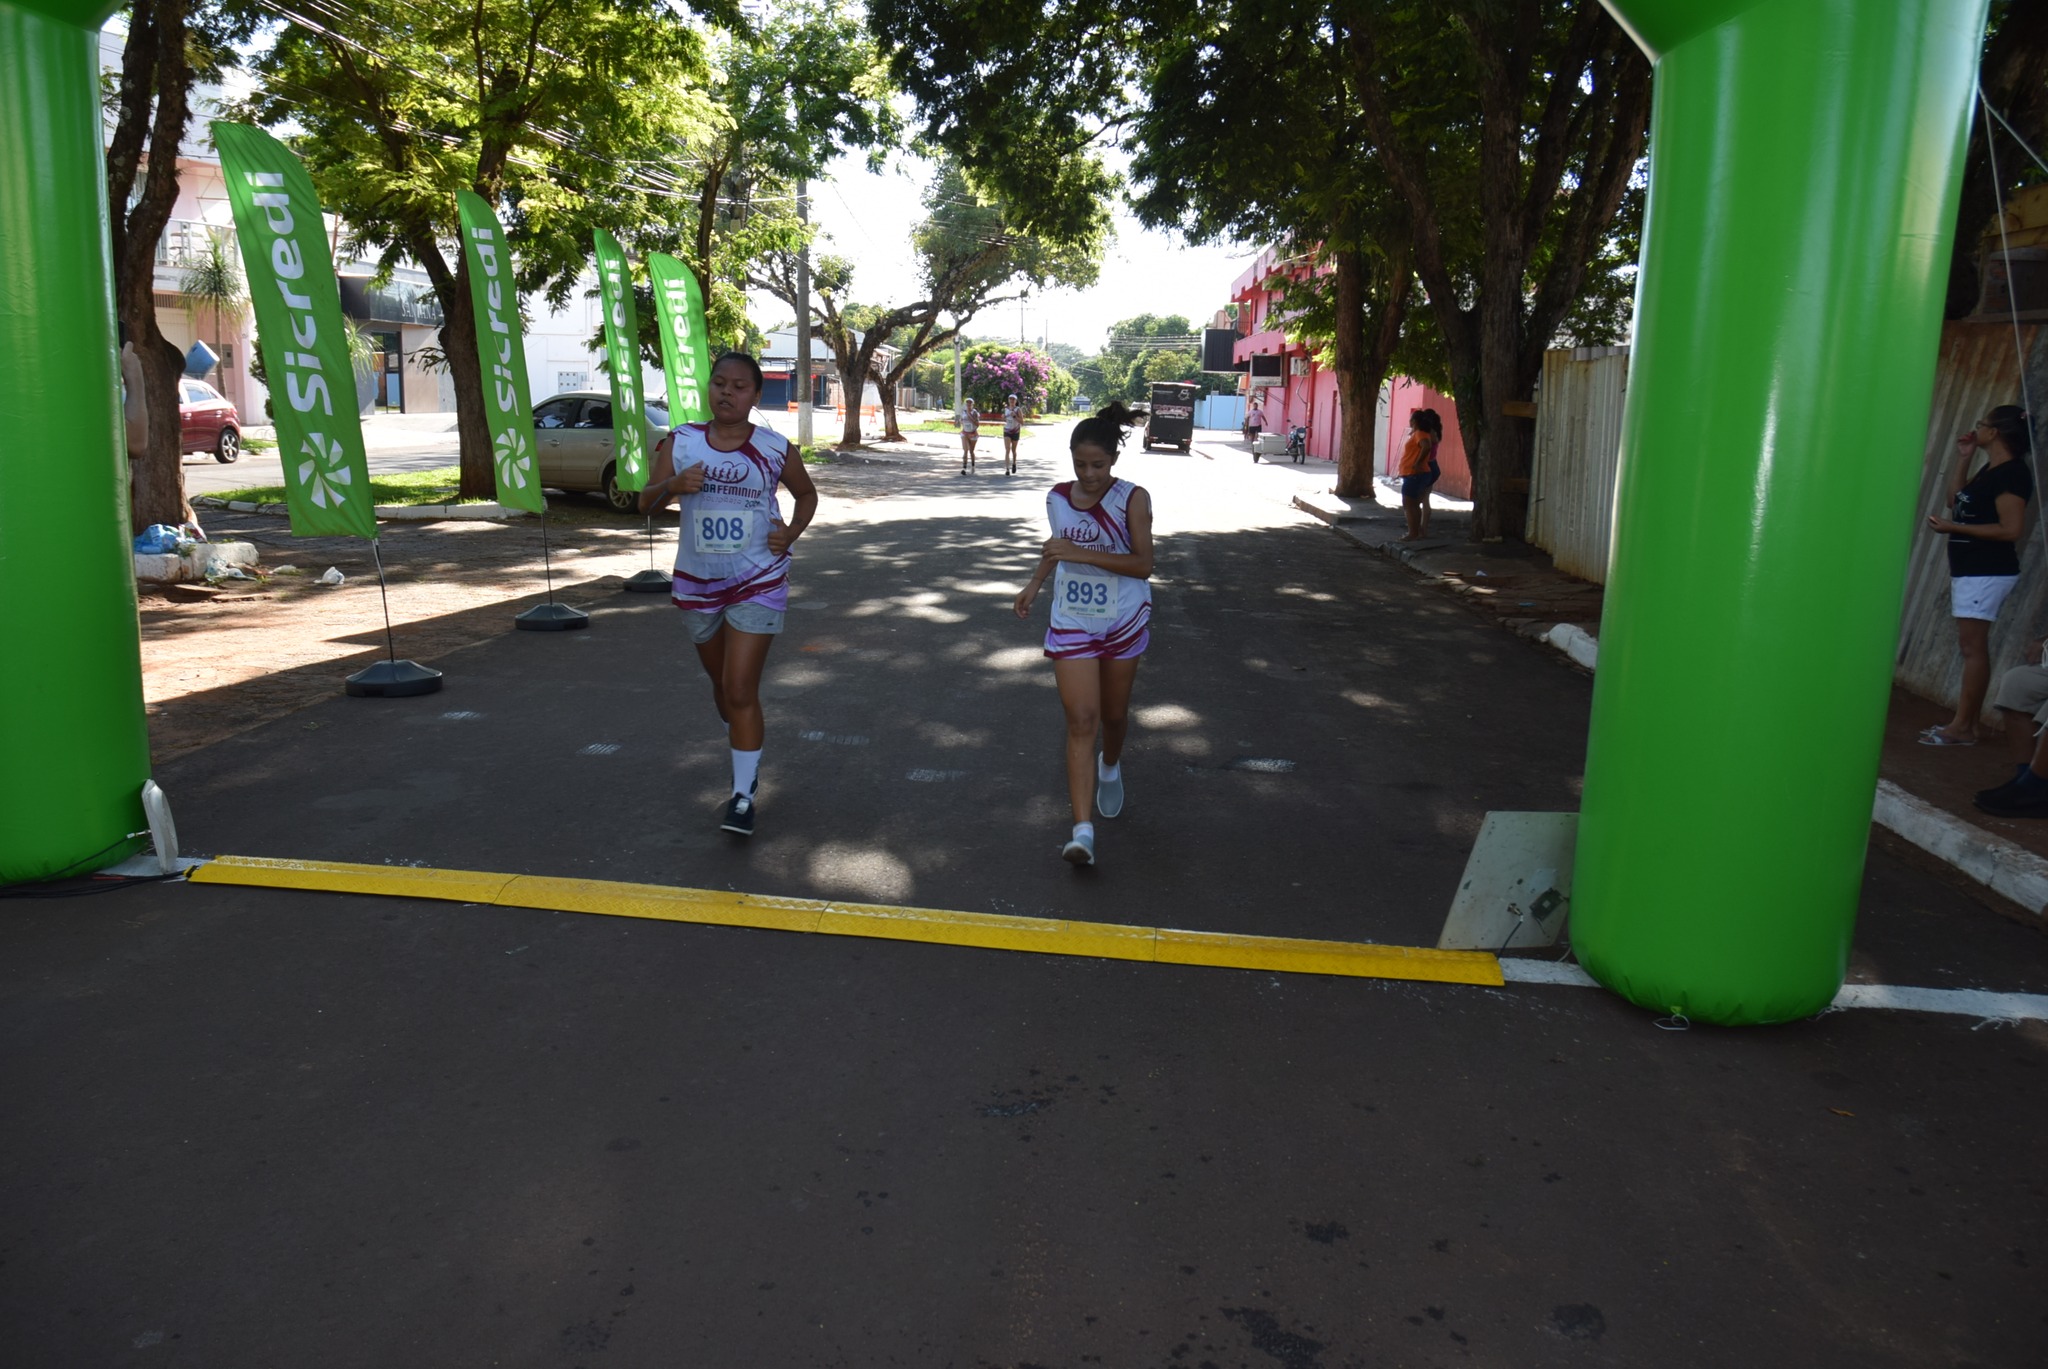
[1918,728,1978,746]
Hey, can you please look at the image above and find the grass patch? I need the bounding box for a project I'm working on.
[211,465,493,507]
[241,435,278,452]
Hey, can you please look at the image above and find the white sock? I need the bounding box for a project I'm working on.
[731,747,761,798]
[1097,756,1121,783]
[1071,821,1095,844]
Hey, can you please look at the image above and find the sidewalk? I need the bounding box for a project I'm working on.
[1295,481,2048,918]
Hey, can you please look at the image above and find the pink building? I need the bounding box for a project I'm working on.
[1225,245,1470,499]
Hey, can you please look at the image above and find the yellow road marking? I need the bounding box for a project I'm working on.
[189,855,1504,987]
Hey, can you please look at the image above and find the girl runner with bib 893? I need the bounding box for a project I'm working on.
[1013,402,1154,866]
[639,351,819,837]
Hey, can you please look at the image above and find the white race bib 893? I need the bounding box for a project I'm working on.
[1061,567,1116,621]
[693,509,756,555]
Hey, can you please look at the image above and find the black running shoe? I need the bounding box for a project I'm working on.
[1975,777,2048,818]
[720,792,756,836]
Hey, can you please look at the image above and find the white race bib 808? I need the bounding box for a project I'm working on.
[1061,567,1116,621]
[693,509,757,555]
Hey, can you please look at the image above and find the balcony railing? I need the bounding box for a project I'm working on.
[154,218,220,270]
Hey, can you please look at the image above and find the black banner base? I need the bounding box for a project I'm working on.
[515,602,591,631]
[345,659,445,697]
[622,568,671,593]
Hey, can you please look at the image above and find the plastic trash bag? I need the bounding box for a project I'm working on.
[319,567,346,586]
[133,524,182,555]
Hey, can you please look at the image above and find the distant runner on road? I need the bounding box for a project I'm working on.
[1012,401,1156,867]
[1001,394,1024,475]
[959,399,982,474]
[640,351,819,838]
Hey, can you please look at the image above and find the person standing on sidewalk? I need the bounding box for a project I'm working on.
[1971,637,2048,815]
[1397,407,1443,541]
[640,351,819,838]
[1922,405,2034,746]
[1013,402,1155,867]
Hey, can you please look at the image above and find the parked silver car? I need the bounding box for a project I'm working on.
[532,390,672,513]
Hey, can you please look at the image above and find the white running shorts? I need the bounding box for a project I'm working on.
[1951,574,2019,623]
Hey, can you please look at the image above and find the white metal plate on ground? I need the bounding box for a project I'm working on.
[1440,811,1578,950]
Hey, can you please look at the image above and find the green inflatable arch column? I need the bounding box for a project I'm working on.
[0,0,152,883]
[1573,0,1991,1023]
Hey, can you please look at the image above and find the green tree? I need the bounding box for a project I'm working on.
[750,160,1105,444]
[242,0,730,498]
[871,0,1652,537]
[685,0,902,344]
[1346,4,1650,537]
[1126,0,1415,496]
[870,162,1104,438]
[178,228,245,394]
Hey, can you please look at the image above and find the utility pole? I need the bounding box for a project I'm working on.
[952,315,962,419]
[795,177,813,449]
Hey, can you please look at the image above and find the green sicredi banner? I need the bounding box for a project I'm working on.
[455,191,544,515]
[212,122,374,539]
[648,252,710,424]
[592,228,649,492]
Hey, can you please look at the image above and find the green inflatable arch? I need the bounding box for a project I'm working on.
[0,0,151,884]
[1574,0,1992,1023]
[0,0,2000,1031]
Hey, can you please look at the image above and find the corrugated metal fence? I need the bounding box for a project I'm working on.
[1894,322,2048,707]
[1528,346,1629,582]
[1524,326,2048,707]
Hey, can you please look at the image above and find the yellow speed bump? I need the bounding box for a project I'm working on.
[189,855,1503,987]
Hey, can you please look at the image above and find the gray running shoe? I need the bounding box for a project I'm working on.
[1095,757,1125,819]
[1061,829,1096,866]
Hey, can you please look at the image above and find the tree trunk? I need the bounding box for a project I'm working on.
[438,290,495,499]
[113,0,194,532]
[1330,243,1407,499]
[838,357,864,446]
[879,380,902,442]
[129,327,192,529]
[415,236,495,499]
[1467,271,1527,541]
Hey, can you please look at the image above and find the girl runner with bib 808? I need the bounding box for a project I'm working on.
[1013,402,1154,866]
[640,351,818,837]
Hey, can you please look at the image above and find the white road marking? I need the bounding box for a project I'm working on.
[441,710,482,721]
[1498,957,2048,1021]
[799,730,871,745]
[905,769,969,782]
[579,742,621,756]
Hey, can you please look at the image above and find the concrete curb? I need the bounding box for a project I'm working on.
[1872,779,2048,918]
[135,540,260,584]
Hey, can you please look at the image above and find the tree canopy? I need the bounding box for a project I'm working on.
[241,0,732,496]
[871,0,1652,535]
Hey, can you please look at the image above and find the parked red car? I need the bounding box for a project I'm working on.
[178,378,241,463]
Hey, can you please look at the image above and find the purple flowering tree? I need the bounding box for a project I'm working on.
[961,345,1052,412]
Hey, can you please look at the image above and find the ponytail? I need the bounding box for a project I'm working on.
[1072,400,1149,456]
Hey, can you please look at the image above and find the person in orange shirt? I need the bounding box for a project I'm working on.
[1397,407,1443,541]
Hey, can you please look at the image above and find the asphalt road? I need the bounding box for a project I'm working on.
[6,430,2045,1366]
[182,414,462,497]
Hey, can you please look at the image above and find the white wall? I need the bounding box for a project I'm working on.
[520,278,663,408]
